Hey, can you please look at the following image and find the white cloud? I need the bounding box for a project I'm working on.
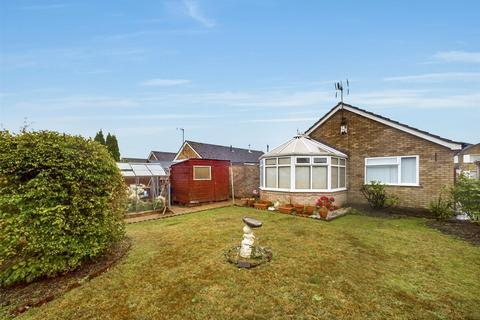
[20,4,67,10]
[12,95,139,110]
[355,90,480,109]
[384,72,480,82]
[182,0,216,28]
[431,51,480,63]
[140,78,191,86]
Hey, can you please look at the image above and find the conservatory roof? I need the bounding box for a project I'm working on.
[117,162,168,177]
[260,135,347,159]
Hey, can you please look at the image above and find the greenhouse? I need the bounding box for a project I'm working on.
[117,162,170,213]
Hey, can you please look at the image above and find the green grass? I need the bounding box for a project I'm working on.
[13,207,480,319]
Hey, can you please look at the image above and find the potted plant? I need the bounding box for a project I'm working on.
[316,196,335,219]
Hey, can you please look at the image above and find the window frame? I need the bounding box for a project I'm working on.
[192,165,212,181]
[364,155,419,187]
[260,156,347,192]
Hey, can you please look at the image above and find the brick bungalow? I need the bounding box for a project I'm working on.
[260,103,468,209]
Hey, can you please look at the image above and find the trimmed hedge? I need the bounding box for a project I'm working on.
[0,131,127,286]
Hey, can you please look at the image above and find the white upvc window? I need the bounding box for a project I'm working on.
[260,155,346,192]
[193,166,211,180]
[364,155,419,186]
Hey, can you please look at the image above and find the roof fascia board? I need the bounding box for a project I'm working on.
[305,105,463,150]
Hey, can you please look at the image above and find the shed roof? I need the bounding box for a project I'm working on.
[180,140,264,164]
[260,135,347,159]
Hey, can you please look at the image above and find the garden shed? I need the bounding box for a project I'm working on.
[170,159,230,205]
[117,162,170,212]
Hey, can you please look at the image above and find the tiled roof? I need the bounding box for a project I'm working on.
[305,102,467,150]
[150,151,177,162]
[185,140,263,163]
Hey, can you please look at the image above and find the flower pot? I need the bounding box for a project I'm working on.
[278,205,293,214]
[319,207,329,219]
[294,204,304,215]
[305,206,315,215]
[253,201,272,210]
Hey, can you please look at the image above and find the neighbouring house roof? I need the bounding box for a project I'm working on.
[457,143,480,155]
[260,135,347,159]
[176,140,264,164]
[149,151,177,162]
[305,102,466,151]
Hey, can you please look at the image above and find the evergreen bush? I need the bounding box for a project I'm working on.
[360,181,399,209]
[0,130,127,286]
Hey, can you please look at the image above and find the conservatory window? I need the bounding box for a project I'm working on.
[277,157,291,189]
[295,166,310,189]
[365,156,418,185]
[331,157,346,189]
[312,166,328,189]
[261,156,347,191]
[265,166,277,188]
[193,166,211,180]
[296,157,310,164]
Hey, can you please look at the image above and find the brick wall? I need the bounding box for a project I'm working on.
[308,109,456,209]
[231,164,259,198]
[260,190,347,207]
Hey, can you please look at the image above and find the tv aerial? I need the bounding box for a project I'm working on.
[335,79,350,135]
[335,79,349,103]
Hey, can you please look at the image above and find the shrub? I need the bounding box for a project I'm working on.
[0,130,127,286]
[360,181,399,209]
[452,174,480,220]
[429,189,454,220]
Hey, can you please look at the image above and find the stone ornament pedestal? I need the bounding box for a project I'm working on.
[239,225,255,258]
[224,216,272,269]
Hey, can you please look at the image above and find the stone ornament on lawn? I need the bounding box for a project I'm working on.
[239,217,262,258]
[224,216,272,269]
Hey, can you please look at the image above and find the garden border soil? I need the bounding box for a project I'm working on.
[1,238,131,318]
[426,220,480,246]
[351,204,480,246]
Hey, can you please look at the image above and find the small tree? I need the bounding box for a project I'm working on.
[360,181,399,209]
[94,129,106,145]
[452,174,480,220]
[106,133,120,161]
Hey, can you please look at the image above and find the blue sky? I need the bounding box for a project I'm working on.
[1,0,479,157]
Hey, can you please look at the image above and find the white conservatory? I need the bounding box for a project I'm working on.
[259,135,348,205]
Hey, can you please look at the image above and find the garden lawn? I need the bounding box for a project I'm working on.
[11,207,480,319]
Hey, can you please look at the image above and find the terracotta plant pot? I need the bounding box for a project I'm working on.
[254,200,272,210]
[278,205,293,214]
[319,207,329,219]
[305,206,315,215]
[294,204,304,215]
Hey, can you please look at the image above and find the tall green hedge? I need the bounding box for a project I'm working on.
[0,131,127,286]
